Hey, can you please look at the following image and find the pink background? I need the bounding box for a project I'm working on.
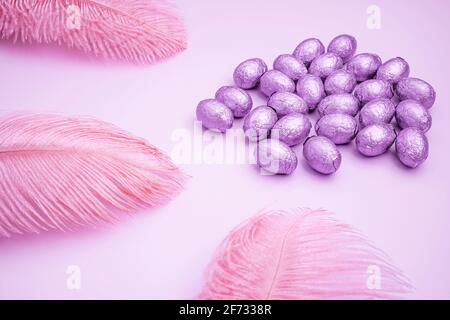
[0,0,449,299]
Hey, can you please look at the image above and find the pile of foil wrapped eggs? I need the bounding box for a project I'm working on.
[196,35,435,175]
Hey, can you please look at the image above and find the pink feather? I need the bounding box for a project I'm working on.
[0,113,186,237]
[200,208,411,300]
[0,0,187,63]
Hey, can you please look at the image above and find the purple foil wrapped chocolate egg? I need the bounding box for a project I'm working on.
[257,139,298,175]
[268,92,308,117]
[376,57,410,84]
[315,113,358,145]
[260,70,295,97]
[395,128,429,168]
[324,69,357,95]
[345,53,382,82]
[308,53,344,79]
[243,106,278,141]
[303,136,342,175]
[272,113,312,147]
[196,99,233,132]
[215,86,253,118]
[233,58,268,89]
[354,79,393,105]
[355,123,396,157]
[293,38,325,66]
[273,54,307,81]
[317,93,360,117]
[296,74,326,110]
[395,77,436,109]
[395,99,432,132]
[327,34,357,63]
[359,98,396,128]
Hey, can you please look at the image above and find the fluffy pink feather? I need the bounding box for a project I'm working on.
[0,0,187,63]
[200,208,411,300]
[0,113,186,237]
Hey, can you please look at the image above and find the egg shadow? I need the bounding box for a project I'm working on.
[246,88,271,106]
[299,157,339,179]
[347,142,423,173]
[386,148,424,172]
[250,162,295,180]
[348,142,387,161]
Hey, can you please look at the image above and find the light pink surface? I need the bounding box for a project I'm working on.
[0,0,449,299]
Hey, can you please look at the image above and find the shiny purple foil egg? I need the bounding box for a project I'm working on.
[395,77,436,109]
[243,106,278,141]
[395,99,432,132]
[260,70,295,97]
[396,128,429,168]
[257,139,298,175]
[268,92,308,117]
[324,69,357,95]
[308,53,344,79]
[359,98,396,128]
[376,57,410,84]
[296,74,325,110]
[273,54,307,81]
[196,99,233,132]
[215,86,253,118]
[317,93,360,117]
[355,123,396,157]
[315,113,358,145]
[272,113,312,147]
[345,53,382,82]
[354,79,393,105]
[293,38,325,66]
[233,58,268,89]
[303,136,342,175]
[327,34,357,63]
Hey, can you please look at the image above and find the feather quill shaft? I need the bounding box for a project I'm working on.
[0,113,186,237]
[0,0,187,63]
[200,208,411,300]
